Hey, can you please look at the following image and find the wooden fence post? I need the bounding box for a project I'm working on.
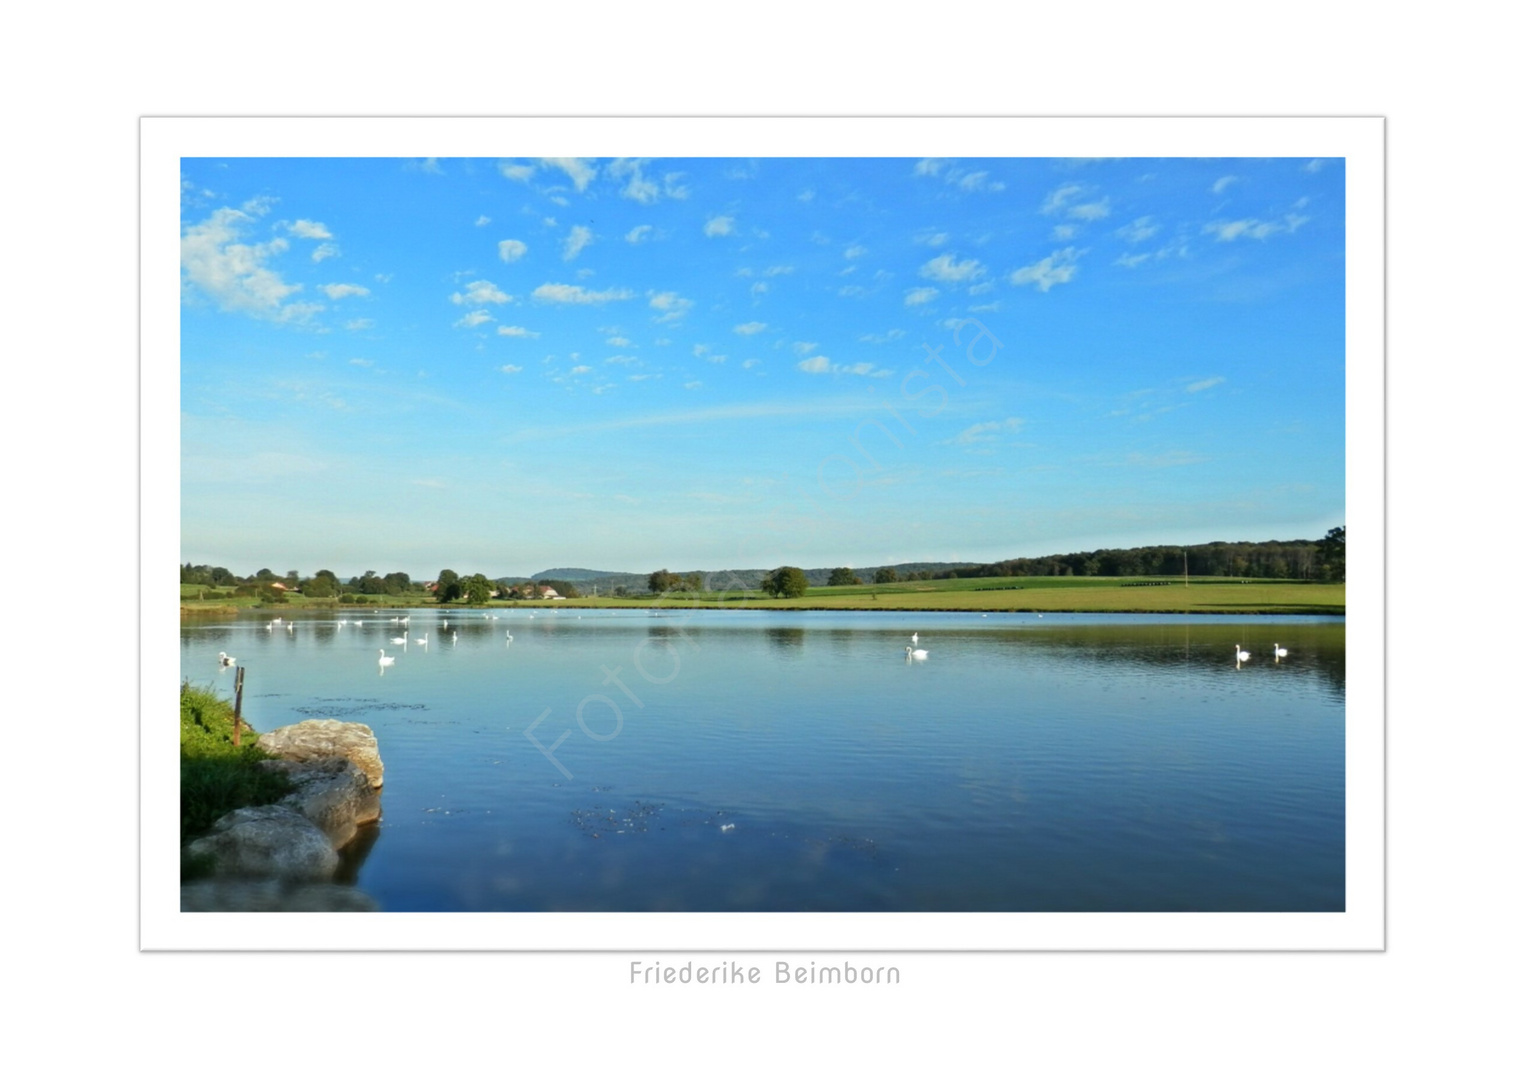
[232,666,245,747]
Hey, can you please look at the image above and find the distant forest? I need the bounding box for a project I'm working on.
[946,529,1345,582]
[180,528,1344,599]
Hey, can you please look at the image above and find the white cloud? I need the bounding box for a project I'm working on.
[1052,225,1076,241]
[916,159,1004,193]
[563,225,593,261]
[608,158,659,203]
[741,359,761,370]
[797,355,891,378]
[1116,217,1159,243]
[500,364,523,374]
[498,238,528,262]
[606,335,631,346]
[312,242,340,262]
[454,310,494,328]
[859,329,906,344]
[475,215,492,227]
[918,231,949,246]
[1115,253,1151,268]
[1212,175,1239,195]
[684,381,703,390]
[451,280,511,305]
[839,285,870,298]
[497,325,539,338]
[734,321,767,335]
[904,287,940,305]
[1304,159,1325,173]
[1041,184,1085,215]
[499,160,536,183]
[764,265,793,276]
[348,357,373,367]
[1069,198,1111,221]
[704,215,735,237]
[532,283,634,304]
[1186,376,1225,393]
[750,282,769,296]
[570,365,593,375]
[541,157,596,191]
[606,354,638,365]
[320,283,370,300]
[288,219,331,239]
[844,244,869,260]
[629,373,661,381]
[1203,213,1310,242]
[664,173,690,200]
[344,318,374,331]
[793,341,819,356]
[949,417,1024,445]
[626,225,653,244]
[956,170,1005,193]
[180,205,312,321]
[648,290,694,322]
[1009,248,1083,292]
[920,252,984,283]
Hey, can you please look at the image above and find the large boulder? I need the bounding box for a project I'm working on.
[259,720,383,789]
[266,758,381,848]
[185,804,339,882]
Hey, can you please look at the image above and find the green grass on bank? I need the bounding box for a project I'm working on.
[180,683,293,870]
[181,575,1344,617]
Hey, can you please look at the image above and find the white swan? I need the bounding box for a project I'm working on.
[1235,644,1251,663]
[911,633,919,644]
[505,632,513,642]
[415,632,429,647]
[378,648,395,666]
[391,635,407,645]
[218,651,235,667]
[1274,643,1288,660]
[906,645,928,660]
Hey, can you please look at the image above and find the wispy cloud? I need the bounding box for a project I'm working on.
[626,225,653,244]
[945,417,1025,445]
[704,214,735,238]
[904,287,939,306]
[844,244,869,260]
[454,310,494,328]
[1186,376,1225,393]
[288,219,331,239]
[181,203,318,323]
[311,242,339,262]
[734,321,767,335]
[320,283,369,300]
[497,325,539,338]
[562,225,593,261]
[1042,184,1109,221]
[1009,248,1082,292]
[1211,176,1239,195]
[796,355,891,378]
[532,283,634,304]
[499,364,523,374]
[648,290,694,322]
[919,253,984,283]
[1116,217,1159,243]
[859,329,906,344]
[541,157,596,191]
[1203,214,1310,241]
[451,280,511,305]
[498,238,527,262]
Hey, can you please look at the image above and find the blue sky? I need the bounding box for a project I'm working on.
[180,156,1344,579]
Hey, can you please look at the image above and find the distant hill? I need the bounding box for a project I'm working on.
[530,567,633,581]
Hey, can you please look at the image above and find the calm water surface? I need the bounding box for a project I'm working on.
[181,609,1344,911]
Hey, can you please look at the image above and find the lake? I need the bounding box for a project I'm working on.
[180,609,1344,912]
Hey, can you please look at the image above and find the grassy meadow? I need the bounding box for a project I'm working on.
[183,576,1343,616]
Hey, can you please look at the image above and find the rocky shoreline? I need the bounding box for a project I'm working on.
[181,720,384,912]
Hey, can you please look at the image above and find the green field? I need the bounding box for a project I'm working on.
[184,576,1341,616]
